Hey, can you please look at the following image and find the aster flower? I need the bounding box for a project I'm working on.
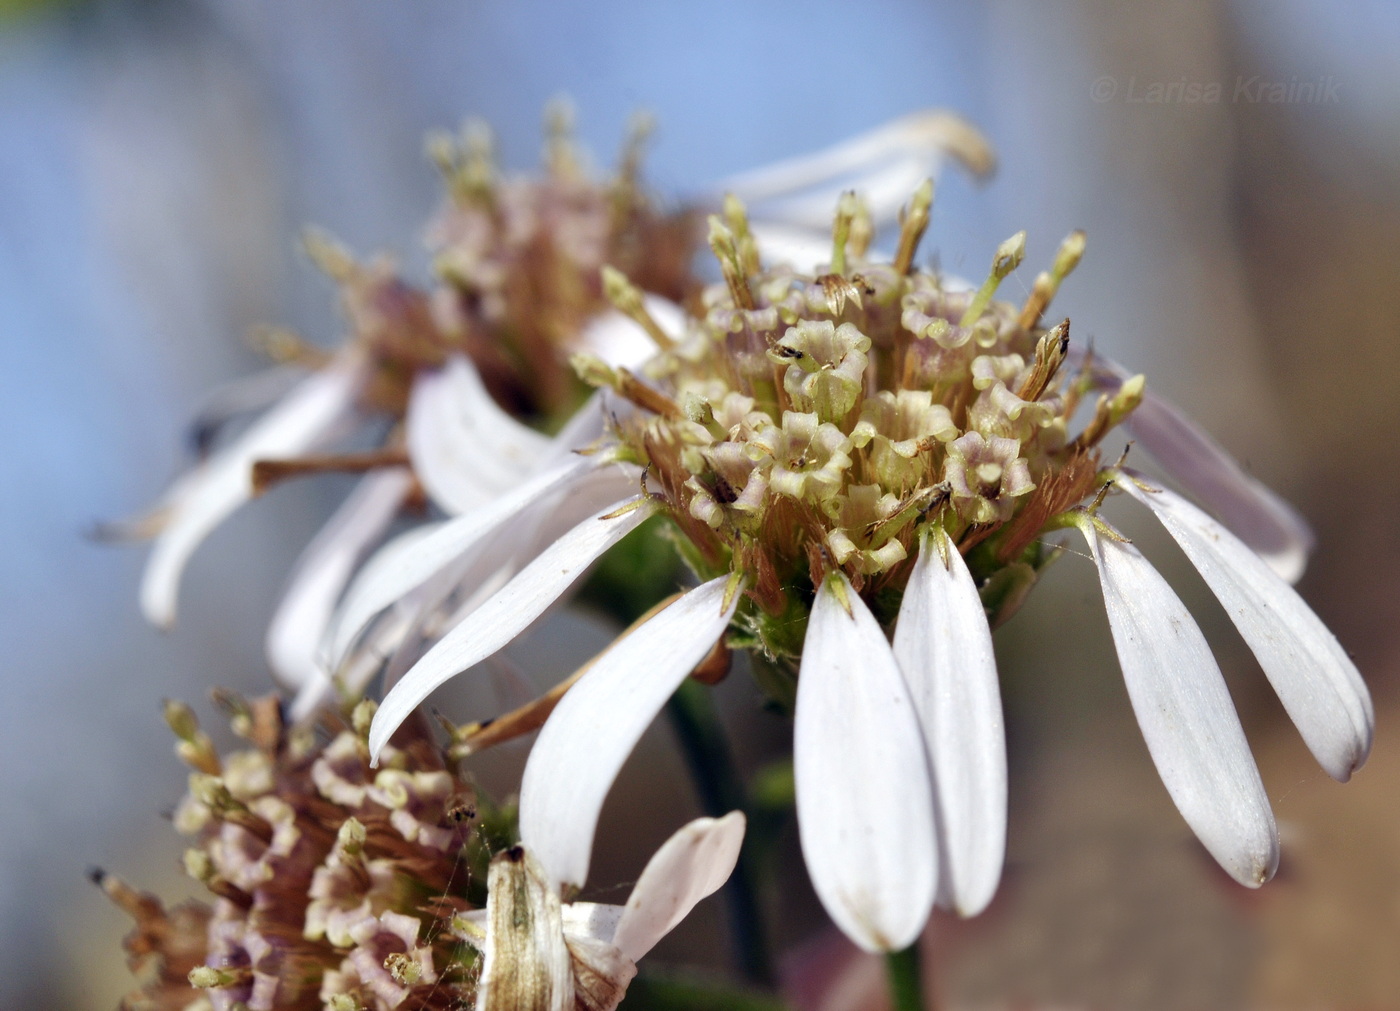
[112,107,988,730]
[104,693,503,1010]
[319,111,997,707]
[365,179,1371,957]
[457,811,745,1011]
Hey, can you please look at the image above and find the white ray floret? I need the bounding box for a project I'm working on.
[1076,352,1314,583]
[1114,469,1373,781]
[578,298,686,372]
[407,355,552,515]
[518,575,744,890]
[1075,515,1279,887]
[265,466,412,694]
[368,497,659,761]
[796,573,939,953]
[893,526,1007,917]
[712,109,995,229]
[324,454,635,668]
[139,354,367,628]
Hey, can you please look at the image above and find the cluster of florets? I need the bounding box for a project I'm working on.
[418,107,697,421]
[580,188,1143,671]
[105,695,513,1011]
[264,106,696,428]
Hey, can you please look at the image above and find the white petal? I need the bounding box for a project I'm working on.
[892,528,1007,917]
[140,354,366,628]
[711,110,994,227]
[1116,472,1373,780]
[1078,520,1279,886]
[611,811,746,962]
[519,576,742,890]
[795,574,938,952]
[406,355,552,516]
[746,222,844,275]
[265,467,411,692]
[578,297,685,371]
[559,902,624,947]
[542,391,608,466]
[742,154,934,238]
[1074,352,1314,583]
[368,498,655,761]
[187,364,305,456]
[325,456,631,667]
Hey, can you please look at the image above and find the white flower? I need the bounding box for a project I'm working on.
[318,109,990,704]
[362,180,1373,953]
[457,812,745,1011]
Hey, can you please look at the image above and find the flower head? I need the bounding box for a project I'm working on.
[106,695,496,1010]
[368,175,1371,955]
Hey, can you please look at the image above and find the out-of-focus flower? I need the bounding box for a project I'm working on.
[456,811,745,1011]
[103,695,501,1010]
[105,105,697,701]
[366,181,1371,952]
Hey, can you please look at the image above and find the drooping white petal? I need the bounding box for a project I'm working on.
[578,297,686,371]
[612,812,746,962]
[892,528,1007,917]
[1116,471,1373,781]
[326,455,634,667]
[368,498,656,761]
[330,460,641,709]
[140,354,367,628]
[795,574,938,953]
[1077,519,1279,886]
[746,222,844,275]
[1074,352,1314,583]
[187,364,305,457]
[710,110,994,228]
[406,355,551,515]
[266,467,411,692]
[519,576,742,890]
[543,391,608,466]
[558,903,624,947]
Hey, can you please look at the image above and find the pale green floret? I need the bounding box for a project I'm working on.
[826,484,911,575]
[750,411,853,505]
[770,320,871,424]
[688,440,769,528]
[970,353,1027,390]
[851,390,957,492]
[968,379,1061,442]
[945,431,1035,524]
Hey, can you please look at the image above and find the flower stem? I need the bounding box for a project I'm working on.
[666,679,774,986]
[627,967,790,1010]
[885,944,925,1011]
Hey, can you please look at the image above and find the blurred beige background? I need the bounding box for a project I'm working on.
[2,1,1397,1008]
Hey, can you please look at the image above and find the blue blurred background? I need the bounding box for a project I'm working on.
[4,1,1400,1007]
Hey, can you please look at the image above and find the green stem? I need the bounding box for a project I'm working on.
[626,968,789,1010]
[885,945,925,1011]
[666,679,774,986]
